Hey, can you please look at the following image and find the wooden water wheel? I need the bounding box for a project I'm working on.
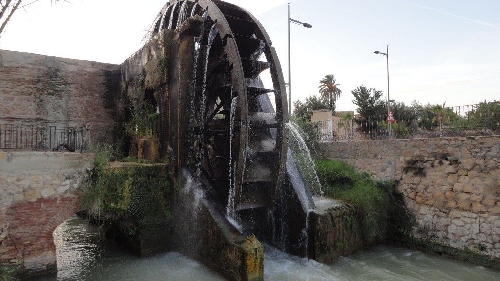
[151,0,288,232]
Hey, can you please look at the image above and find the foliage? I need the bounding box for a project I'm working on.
[337,112,354,136]
[126,102,159,139]
[418,103,460,131]
[467,101,500,132]
[81,147,171,229]
[318,74,342,111]
[293,95,330,121]
[0,264,18,281]
[351,85,386,121]
[93,143,117,170]
[315,159,414,244]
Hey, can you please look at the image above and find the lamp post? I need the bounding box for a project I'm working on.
[374,44,392,137]
[288,2,312,116]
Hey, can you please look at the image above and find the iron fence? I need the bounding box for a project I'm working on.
[314,102,500,141]
[0,122,90,151]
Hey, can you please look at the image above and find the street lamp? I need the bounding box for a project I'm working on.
[288,2,312,116]
[374,44,392,136]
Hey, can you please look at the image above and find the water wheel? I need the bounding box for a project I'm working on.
[151,0,288,232]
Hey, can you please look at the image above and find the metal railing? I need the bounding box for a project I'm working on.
[0,122,90,151]
[314,102,500,141]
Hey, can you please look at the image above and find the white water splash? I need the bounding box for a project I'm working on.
[286,122,324,196]
[226,96,238,219]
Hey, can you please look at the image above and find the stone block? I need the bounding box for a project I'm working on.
[447,174,458,184]
[416,193,425,204]
[489,206,500,215]
[448,224,457,234]
[453,183,464,192]
[463,185,474,194]
[40,188,56,198]
[57,185,70,193]
[452,219,465,226]
[445,190,455,199]
[471,202,485,213]
[457,199,472,211]
[24,190,41,201]
[445,166,458,174]
[445,200,457,209]
[458,176,470,184]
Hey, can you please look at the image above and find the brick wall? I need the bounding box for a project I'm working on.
[0,151,94,274]
[319,136,500,259]
[0,50,122,145]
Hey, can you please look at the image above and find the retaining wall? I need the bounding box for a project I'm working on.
[0,151,93,275]
[319,136,500,260]
[0,49,122,145]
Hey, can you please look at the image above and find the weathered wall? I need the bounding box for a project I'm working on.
[0,49,122,145]
[311,197,364,263]
[0,151,93,275]
[120,30,172,158]
[319,136,500,260]
[171,171,264,281]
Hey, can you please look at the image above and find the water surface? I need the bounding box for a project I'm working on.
[32,216,500,281]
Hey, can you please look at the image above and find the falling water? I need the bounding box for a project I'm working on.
[286,122,324,196]
[189,3,199,18]
[176,0,189,28]
[158,8,167,31]
[167,1,178,30]
[181,169,204,210]
[226,96,238,220]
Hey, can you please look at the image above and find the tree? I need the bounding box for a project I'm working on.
[318,74,341,110]
[0,0,63,37]
[418,103,461,133]
[351,85,386,138]
[467,101,500,132]
[351,85,385,121]
[293,95,330,121]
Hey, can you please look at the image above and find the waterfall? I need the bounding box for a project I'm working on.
[226,96,238,220]
[286,122,324,197]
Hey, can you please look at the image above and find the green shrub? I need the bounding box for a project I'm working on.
[0,264,18,281]
[314,159,411,244]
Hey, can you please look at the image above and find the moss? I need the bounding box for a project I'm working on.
[0,264,18,281]
[81,163,171,223]
[315,159,414,245]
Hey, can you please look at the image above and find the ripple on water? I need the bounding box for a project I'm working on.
[31,217,500,281]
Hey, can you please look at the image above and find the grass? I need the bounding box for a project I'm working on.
[315,159,408,244]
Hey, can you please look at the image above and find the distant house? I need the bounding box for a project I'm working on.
[311,109,356,141]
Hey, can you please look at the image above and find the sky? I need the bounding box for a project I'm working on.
[1,0,499,113]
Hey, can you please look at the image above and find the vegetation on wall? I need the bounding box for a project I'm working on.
[0,263,18,281]
[315,159,415,244]
[80,146,171,234]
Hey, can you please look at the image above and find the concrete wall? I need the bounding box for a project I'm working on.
[0,50,122,145]
[319,136,500,259]
[0,151,93,275]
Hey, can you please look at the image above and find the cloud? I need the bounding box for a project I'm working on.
[403,0,500,31]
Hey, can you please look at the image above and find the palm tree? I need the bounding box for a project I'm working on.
[318,74,341,110]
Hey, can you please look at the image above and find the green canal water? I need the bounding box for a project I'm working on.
[31,216,500,281]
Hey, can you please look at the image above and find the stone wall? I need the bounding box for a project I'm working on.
[0,50,122,145]
[0,151,94,275]
[319,136,500,260]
